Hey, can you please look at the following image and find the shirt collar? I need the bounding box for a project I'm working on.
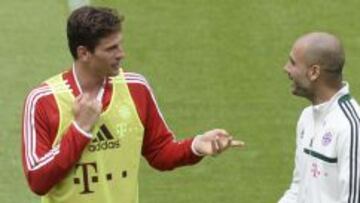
[312,82,349,114]
[72,63,106,102]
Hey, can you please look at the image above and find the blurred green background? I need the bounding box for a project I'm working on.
[1,0,360,202]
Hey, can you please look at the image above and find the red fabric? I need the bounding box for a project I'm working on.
[21,69,202,195]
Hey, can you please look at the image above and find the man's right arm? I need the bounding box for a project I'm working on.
[21,86,92,195]
[278,113,304,203]
[278,150,300,203]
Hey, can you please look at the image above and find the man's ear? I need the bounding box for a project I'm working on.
[77,46,90,62]
[308,64,321,81]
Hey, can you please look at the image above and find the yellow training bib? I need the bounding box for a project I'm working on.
[42,69,144,203]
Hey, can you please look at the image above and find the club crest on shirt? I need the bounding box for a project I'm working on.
[119,105,131,119]
[322,132,333,146]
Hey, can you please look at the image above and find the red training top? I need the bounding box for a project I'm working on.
[21,68,202,195]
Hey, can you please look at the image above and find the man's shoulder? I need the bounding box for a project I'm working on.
[326,97,360,132]
[25,83,53,99]
[24,69,71,101]
[123,71,151,90]
[332,95,360,117]
[24,83,56,111]
[299,106,312,118]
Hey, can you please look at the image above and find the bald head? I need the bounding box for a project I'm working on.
[295,32,345,77]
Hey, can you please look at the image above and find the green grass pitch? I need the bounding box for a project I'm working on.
[1,0,360,202]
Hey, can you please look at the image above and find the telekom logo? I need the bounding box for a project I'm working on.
[73,162,128,194]
[311,163,320,177]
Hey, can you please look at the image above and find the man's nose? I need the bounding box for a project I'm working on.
[116,48,125,59]
[283,64,289,73]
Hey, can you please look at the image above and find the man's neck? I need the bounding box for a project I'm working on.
[73,62,105,95]
[311,82,343,105]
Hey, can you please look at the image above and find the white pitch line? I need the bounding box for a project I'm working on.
[67,0,91,11]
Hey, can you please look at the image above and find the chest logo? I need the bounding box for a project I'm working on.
[321,132,333,146]
[88,124,120,152]
[119,105,131,120]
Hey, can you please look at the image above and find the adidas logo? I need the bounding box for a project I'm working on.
[88,124,120,152]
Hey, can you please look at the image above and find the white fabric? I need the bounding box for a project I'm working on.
[279,82,360,203]
[67,0,90,11]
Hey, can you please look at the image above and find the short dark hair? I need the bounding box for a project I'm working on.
[67,6,124,59]
[317,46,345,75]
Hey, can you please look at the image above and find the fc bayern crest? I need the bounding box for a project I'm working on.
[322,132,333,146]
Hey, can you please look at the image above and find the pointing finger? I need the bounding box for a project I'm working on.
[230,140,245,147]
[216,138,225,153]
[211,140,218,155]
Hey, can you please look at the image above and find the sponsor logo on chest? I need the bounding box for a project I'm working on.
[88,124,120,152]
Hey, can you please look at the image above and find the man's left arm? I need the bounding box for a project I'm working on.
[337,124,360,203]
[139,82,204,171]
[127,74,243,171]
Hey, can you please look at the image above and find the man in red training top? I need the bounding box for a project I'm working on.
[21,6,244,203]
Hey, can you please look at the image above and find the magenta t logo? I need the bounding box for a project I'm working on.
[311,163,320,177]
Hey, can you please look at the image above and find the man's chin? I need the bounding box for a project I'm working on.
[291,87,308,98]
[290,84,300,95]
[291,90,301,96]
[290,85,301,96]
[105,71,118,78]
[109,71,119,77]
[108,66,120,76]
